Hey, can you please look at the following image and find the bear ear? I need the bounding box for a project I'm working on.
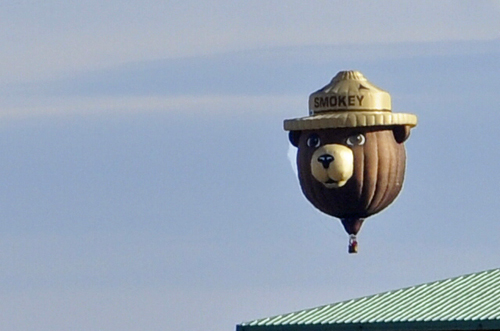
[289,131,301,147]
[393,125,411,144]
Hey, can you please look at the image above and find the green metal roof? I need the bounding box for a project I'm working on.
[237,268,500,331]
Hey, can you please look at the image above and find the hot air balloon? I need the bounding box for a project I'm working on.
[285,71,417,253]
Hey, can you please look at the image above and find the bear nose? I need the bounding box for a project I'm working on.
[318,154,334,169]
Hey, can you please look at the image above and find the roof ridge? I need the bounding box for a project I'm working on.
[241,268,500,327]
[342,268,500,305]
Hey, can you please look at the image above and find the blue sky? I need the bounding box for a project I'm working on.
[1,1,500,330]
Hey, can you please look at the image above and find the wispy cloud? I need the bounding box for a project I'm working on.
[1,1,499,81]
[1,39,498,122]
[0,94,304,123]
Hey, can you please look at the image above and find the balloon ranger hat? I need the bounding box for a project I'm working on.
[284,70,417,131]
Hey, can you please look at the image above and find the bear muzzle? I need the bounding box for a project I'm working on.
[310,144,354,188]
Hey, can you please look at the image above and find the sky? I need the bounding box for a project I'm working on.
[0,1,500,330]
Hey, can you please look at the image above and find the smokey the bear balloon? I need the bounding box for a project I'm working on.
[284,71,417,253]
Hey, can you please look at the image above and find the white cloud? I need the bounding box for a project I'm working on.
[0,0,499,81]
[0,94,305,123]
[287,143,298,177]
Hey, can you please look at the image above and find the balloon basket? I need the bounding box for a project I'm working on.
[348,235,358,254]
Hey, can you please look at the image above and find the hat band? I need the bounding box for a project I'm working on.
[284,112,417,131]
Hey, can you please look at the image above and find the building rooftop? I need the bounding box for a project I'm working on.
[237,268,500,331]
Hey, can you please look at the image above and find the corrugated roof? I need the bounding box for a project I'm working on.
[237,268,500,331]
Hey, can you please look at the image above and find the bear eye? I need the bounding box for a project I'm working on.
[306,134,321,148]
[346,133,366,146]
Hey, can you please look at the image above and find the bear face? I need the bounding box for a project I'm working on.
[289,126,410,232]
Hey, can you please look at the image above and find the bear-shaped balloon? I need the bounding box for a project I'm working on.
[285,71,417,253]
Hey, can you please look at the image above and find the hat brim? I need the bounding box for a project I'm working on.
[284,111,417,131]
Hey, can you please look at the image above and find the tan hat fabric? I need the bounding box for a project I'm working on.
[284,71,417,131]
